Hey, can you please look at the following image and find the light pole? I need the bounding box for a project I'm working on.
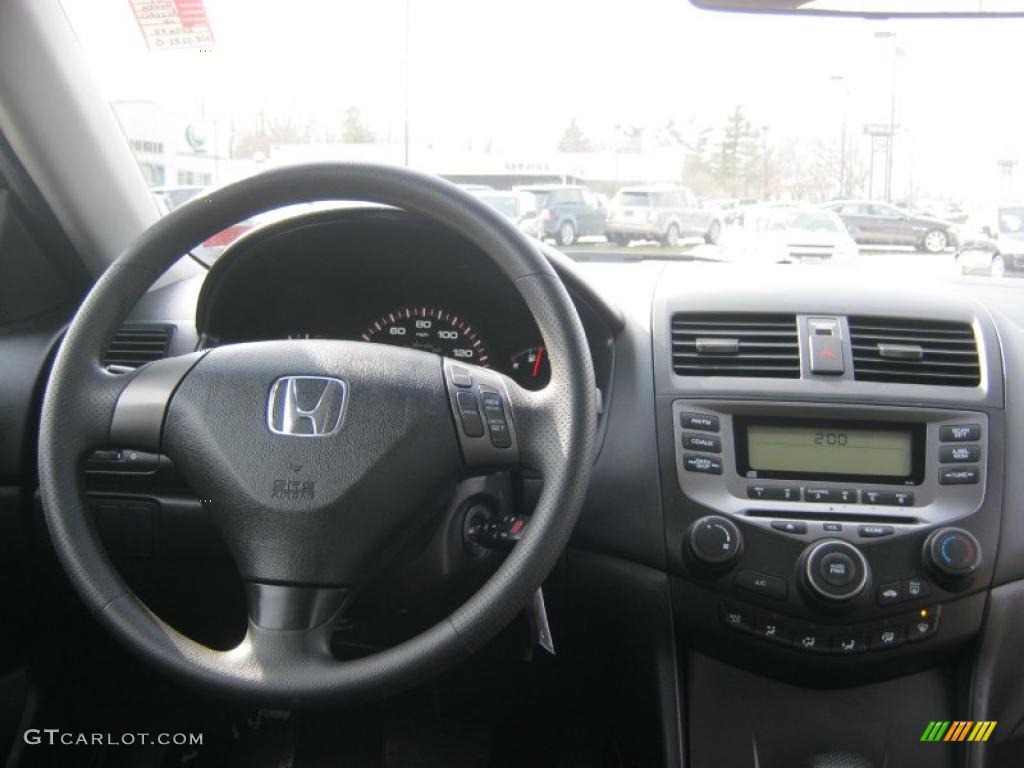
[830,75,849,198]
[761,124,770,200]
[874,31,902,203]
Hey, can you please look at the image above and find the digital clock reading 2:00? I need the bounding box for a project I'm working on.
[746,423,912,478]
[361,307,490,367]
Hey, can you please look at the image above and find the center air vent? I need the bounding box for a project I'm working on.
[671,313,799,378]
[848,316,980,387]
[103,324,174,369]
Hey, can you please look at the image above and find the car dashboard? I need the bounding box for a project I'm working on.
[44,205,1024,766]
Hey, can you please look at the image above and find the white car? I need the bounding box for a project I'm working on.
[722,206,858,265]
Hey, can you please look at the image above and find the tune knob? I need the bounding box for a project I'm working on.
[687,515,742,569]
[801,539,870,604]
[924,528,981,585]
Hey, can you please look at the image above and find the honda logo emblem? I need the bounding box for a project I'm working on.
[267,376,348,437]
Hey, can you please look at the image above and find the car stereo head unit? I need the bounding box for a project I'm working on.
[733,416,926,486]
[671,399,988,541]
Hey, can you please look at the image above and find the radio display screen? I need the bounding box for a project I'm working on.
[734,417,925,484]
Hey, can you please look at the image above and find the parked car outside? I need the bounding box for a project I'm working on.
[515,184,607,246]
[470,189,523,222]
[606,185,723,247]
[955,204,1024,278]
[822,199,957,253]
[721,205,858,265]
[150,185,205,211]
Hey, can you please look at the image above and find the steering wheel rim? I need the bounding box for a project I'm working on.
[37,163,597,704]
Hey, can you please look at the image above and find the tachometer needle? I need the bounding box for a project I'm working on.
[532,346,545,378]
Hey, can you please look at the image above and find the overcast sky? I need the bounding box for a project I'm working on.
[60,0,1024,200]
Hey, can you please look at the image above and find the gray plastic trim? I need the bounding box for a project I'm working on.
[109,351,206,451]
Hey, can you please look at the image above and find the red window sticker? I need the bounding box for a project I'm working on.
[128,0,214,51]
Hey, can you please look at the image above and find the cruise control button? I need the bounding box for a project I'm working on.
[940,445,980,463]
[720,605,753,632]
[455,392,485,438]
[450,366,473,388]
[940,424,981,442]
[830,634,867,655]
[770,520,807,535]
[878,582,903,605]
[734,569,789,601]
[820,553,856,587]
[682,434,722,453]
[939,467,980,485]
[859,524,895,538]
[681,412,719,432]
[479,390,512,448]
[748,485,801,502]
[684,454,722,475]
[870,626,906,650]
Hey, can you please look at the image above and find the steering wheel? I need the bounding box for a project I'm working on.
[37,164,597,704]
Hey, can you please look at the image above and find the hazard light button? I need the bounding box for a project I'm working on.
[810,334,845,375]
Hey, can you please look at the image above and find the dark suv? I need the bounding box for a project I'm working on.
[518,184,607,246]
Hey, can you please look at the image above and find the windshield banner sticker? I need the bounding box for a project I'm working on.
[128,0,214,51]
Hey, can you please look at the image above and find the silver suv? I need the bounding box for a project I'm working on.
[606,185,722,247]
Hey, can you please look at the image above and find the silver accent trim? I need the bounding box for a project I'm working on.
[804,539,869,602]
[267,376,348,437]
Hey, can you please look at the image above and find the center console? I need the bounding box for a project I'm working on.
[651,280,1005,686]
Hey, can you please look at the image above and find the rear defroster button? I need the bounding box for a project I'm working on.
[455,391,485,438]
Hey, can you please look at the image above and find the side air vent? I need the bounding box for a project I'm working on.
[848,316,980,386]
[671,313,800,378]
[103,324,174,369]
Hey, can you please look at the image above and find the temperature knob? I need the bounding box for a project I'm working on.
[924,528,981,585]
[687,515,742,569]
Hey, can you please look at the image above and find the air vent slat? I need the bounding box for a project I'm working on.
[671,313,799,379]
[848,316,980,387]
[103,324,174,369]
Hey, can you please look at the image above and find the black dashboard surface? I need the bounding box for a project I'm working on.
[197,209,578,390]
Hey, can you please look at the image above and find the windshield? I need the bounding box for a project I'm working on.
[60,1,1024,281]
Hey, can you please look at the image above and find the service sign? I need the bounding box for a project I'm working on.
[129,0,214,51]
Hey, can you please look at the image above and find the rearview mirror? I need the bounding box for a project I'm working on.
[689,0,1024,17]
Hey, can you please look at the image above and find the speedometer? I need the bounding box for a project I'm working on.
[361,307,490,367]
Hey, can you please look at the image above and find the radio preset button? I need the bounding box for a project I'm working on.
[805,488,859,503]
[862,491,914,507]
[684,454,722,475]
[939,445,980,463]
[939,467,979,485]
[681,412,719,432]
[940,424,981,442]
[682,434,722,453]
[748,485,801,501]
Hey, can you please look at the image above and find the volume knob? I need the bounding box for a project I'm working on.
[687,515,742,569]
